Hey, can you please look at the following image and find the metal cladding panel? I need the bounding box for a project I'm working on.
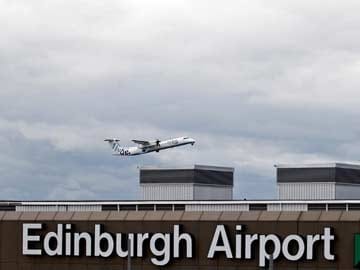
[185,204,249,212]
[141,183,193,200]
[140,169,195,184]
[67,205,101,212]
[17,205,101,212]
[281,203,308,211]
[16,205,68,212]
[194,169,233,186]
[335,168,360,184]
[140,169,233,186]
[278,182,335,200]
[267,203,308,211]
[335,184,360,199]
[193,185,232,200]
[277,167,335,183]
[278,167,360,184]
[141,184,232,200]
[266,204,281,211]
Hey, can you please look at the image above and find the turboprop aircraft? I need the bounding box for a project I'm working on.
[104,136,195,156]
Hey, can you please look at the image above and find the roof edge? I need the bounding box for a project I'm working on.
[140,164,234,172]
[275,162,360,170]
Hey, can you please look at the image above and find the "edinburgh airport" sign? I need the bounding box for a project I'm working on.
[23,223,335,267]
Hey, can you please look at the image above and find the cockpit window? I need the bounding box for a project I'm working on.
[184,137,189,139]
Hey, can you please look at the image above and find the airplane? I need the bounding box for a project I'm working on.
[104,136,195,156]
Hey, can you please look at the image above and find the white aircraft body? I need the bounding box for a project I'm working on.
[104,136,195,156]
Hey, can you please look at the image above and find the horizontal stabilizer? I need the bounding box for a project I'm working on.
[104,138,120,142]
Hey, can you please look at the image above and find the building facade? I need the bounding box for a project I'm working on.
[1,208,360,269]
[2,163,360,269]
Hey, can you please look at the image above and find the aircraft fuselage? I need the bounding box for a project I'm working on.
[107,137,195,156]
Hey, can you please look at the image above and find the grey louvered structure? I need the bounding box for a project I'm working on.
[276,163,360,200]
[140,165,234,200]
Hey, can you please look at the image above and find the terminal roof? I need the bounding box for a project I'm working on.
[140,164,234,172]
[275,162,360,170]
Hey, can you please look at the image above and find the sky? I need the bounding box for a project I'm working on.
[1,0,360,200]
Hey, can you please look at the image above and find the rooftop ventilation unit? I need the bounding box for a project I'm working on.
[276,163,360,200]
[140,165,234,200]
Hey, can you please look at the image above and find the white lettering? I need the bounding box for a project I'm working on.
[208,225,233,258]
[115,234,134,257]
[115,234,128,257]
[245,234,258,259]
[21,223,336,267]
[44,224,63,256]
[94,224,114,257]
[235,225,242,259]
[306,234,320,259]
[23,223,42,255]
[174,225,192,258]
[321,227,335,260]
[282,235,305,261]
[74,232,92,256]
[137,233,149,257]
[259,234,281,267]
[150,233,171,266]
[65,224,72,256]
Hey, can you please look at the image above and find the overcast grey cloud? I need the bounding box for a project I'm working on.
[1,0,360,200]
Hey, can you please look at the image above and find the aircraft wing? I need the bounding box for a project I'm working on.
[132,140,152,146]
[132,139,161,149]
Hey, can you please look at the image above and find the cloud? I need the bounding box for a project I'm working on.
[0,0,360,199]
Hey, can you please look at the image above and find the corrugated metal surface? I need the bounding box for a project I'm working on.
[278,182,335,200]
[186,204,249,211]
[141,184,233,200]
[281,203,308,211]
[16,205,101,212]
[16,205,67,212]
[193,185,232,200]
[141,184,193,200]
[335,184,360,199]
[267,204,281,211]
[67,205,101,212]
[267,203,307,211]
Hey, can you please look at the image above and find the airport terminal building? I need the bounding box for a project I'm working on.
[2,164,360,269]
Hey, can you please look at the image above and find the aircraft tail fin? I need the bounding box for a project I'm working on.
[104,138,121,153]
